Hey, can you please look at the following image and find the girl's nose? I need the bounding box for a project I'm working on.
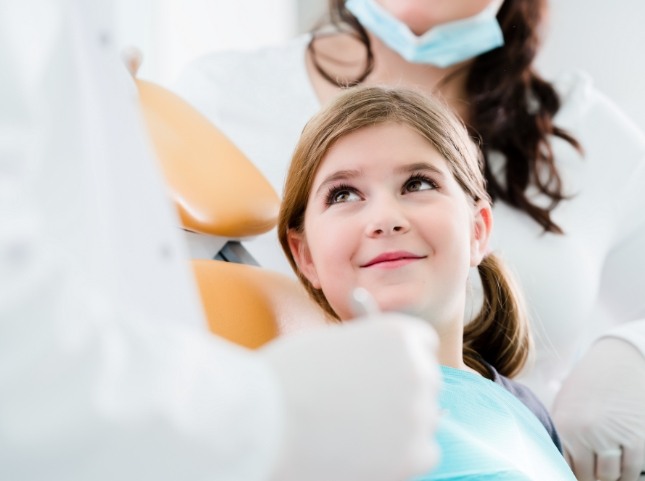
[371,224,407,236]
[365,197,410,237]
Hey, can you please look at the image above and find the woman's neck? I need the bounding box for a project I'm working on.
[306,31,472,121]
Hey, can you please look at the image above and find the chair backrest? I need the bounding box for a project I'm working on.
[135,77,329,347]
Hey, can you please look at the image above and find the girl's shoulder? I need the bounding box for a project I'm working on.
[485,363,563,453]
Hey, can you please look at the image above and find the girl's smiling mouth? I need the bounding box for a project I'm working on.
[361,251,427,269]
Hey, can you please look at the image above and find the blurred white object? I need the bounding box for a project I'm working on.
[0,1,280,480]
[552,338,645,481]
[350,286,381,317]
[263,317,441,481]
[0,1,442,480]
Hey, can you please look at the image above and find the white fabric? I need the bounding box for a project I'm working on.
[0,1,282,479]
[174,35,645,406]
[262,317,442,481]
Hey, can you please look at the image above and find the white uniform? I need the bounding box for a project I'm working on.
[1,2,281,479]
[2,6,444,481]
[175,34,645,406]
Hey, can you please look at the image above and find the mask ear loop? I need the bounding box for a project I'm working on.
[307,29,374,88]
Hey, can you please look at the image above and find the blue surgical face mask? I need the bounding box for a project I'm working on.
[345,0,505,68]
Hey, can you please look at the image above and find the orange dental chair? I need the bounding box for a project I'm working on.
[135,75,328,349]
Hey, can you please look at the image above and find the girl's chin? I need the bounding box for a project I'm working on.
[378,300,424,317]
[334,300,421,321]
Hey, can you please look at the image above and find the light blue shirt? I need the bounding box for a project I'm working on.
[414,366,576,480]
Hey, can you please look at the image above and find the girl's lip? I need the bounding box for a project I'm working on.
[361,251,426,268]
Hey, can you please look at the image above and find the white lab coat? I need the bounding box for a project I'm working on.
[0,1,284,479]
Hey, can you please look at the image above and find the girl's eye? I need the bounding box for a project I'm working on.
[404,175,438,193]
[326,185,361,205]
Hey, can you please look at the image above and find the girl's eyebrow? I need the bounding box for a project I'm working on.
[314,162,447,197]
[396,162,447,177]
[314,169,361,197]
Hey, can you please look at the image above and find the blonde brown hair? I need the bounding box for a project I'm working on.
[278,86,531,378]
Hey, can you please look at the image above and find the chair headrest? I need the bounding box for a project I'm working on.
[136,79,280,238]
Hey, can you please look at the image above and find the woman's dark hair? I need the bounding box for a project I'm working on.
[310,0,582,233]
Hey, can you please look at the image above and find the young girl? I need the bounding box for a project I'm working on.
[277,86,576,480]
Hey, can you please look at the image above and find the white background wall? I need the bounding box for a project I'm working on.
[114,0,297,86]
[114,0,645,131]
[536,0,645,131]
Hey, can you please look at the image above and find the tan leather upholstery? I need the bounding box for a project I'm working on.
[135,78,328,348]
[137,79,280,237]
[192,260,329,348]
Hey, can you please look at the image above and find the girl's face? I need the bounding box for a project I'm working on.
[374,0,501,35]
[289,122,491,325]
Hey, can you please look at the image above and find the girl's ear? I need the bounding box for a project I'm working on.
[470,201,493,267]
[287,230,321,289]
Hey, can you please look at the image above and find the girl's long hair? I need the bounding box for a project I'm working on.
[310,0,582,234]
[278,87,531,378]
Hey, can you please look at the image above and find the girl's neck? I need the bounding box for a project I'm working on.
[306,31,472,121]
[432,319,476,374]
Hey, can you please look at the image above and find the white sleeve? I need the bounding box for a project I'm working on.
[0,1,283,480]
[171,48,235,132]
[593,101,645,355]
[0,274,284,481]
[598,205,645,354]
